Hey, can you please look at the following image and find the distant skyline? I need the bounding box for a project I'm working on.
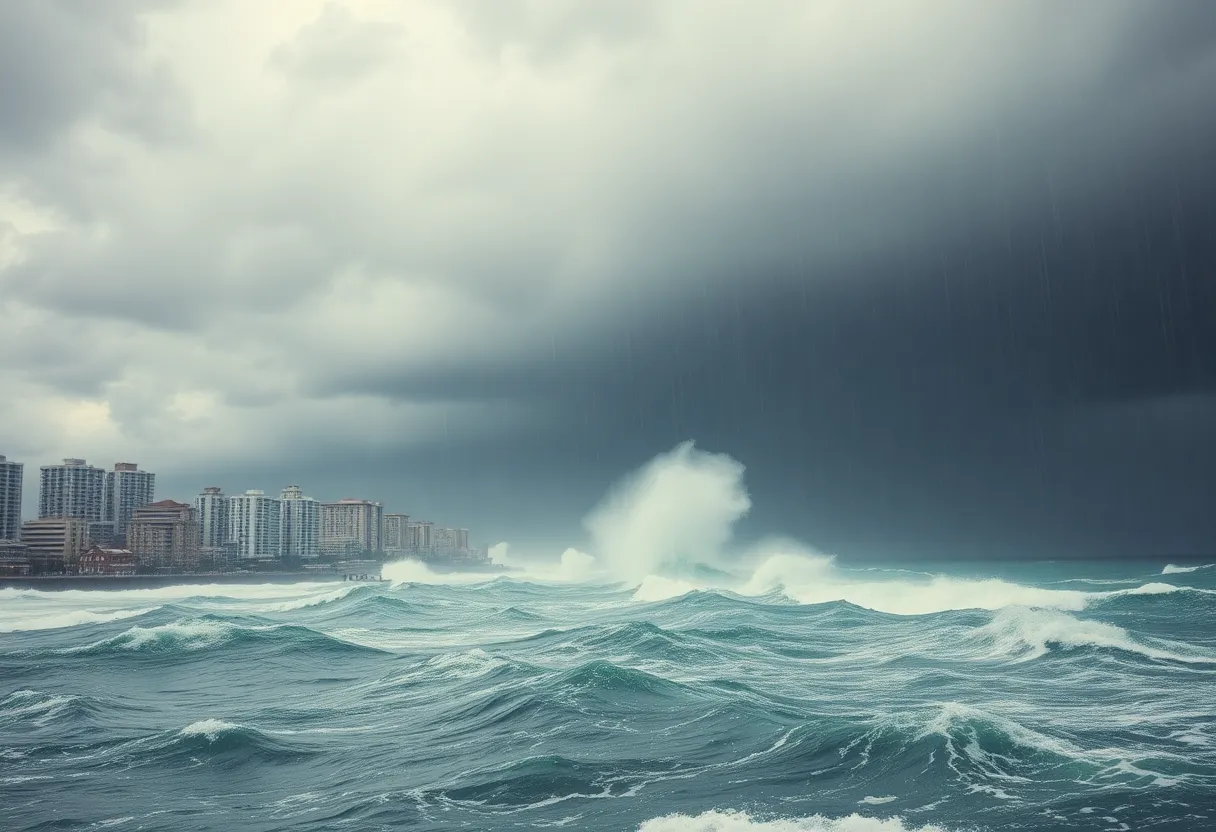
[3,2,1216,561]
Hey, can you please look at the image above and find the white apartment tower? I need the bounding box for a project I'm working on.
[407,520,433,553]
[196,487,231,549]
[103,462,156,541]
[279,485,321,560]
[229,490,282,560]
[39,459,105,521]
[320,499,383,557]
[0,455,23,541]
[382,514,410,551]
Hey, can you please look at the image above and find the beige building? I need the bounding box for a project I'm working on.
[20,517,89,574]
[127,500,200,572]
[320,499,383,557]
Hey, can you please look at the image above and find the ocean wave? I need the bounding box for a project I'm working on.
[136,718,319,764]
[254,584,365,612]
[0,581,348,605]
[1162,564,1212,574]
[0,605,161,633]
[637,810,947,831]
[60,619,385,658]
[969,607,1216,664]
[0,689,97,727]
[382,558,502,587]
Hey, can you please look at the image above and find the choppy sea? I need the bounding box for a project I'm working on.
[2,556,1214,831]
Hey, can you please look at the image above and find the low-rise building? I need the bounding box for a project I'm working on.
[0,540,31,576]
[77,546,137,576]
[21,517,89,574]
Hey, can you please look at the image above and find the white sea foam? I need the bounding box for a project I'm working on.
[736,551,1092,615]
[637,810,947,831]
[634,575,701,603]
[1162,564,1211,574]
[257,584,362,612]
[0,582,344,604]
[523,443,1162,614]
[0,606,160,633]
[972,607,1216,664]
[381,558,499,586]
[179,718,241,741]
[587,441,750,583]
[66,620,239,653]
[858,797,898,806]
[0,690,84,726]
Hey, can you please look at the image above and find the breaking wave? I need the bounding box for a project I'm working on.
[637,811,948,831]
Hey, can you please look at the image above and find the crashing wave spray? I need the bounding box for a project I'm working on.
[583,440,751,583]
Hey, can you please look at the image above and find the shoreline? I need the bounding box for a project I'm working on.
[0,561,511,591]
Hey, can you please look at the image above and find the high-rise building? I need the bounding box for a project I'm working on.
[229,490,282,560]
[456,528,469,552]
[279,485,321,560]
[39,459,105,521]
[0,454,22,541]
[20,517,89,574]
[407,520,433,553]
[320,499,383,557]
[196,487,231,550]
[103,462,155,542]
[382,514,410,551]
[127,500,200,572]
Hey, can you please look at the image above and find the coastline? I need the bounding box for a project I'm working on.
[0,560,513,591]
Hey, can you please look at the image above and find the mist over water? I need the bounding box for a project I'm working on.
[4,443,1215,830]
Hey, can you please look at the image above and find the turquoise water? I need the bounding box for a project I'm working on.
[2,557,1214,831]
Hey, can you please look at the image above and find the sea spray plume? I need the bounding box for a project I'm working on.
[584,441,751,582]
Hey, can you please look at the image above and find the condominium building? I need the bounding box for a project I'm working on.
[20,517,89,573]
[433,526,456,552]
[320,499,383,557]
[0,454,22,541]
[279,485,321,560]
[103,462,156,542]
[407,520,433,552]
[382,513,411,552]
[196,487,231,549]
[127,500,200,572]
[229,490,282,560]
[39,459,105,521]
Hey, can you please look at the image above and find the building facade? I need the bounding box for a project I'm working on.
[320,499,383,557]
[229,490,282,560]
[382,514,411,552]
[196,487,231,549]
[39,459,105,521]
[407,520,433,553]
[103,462,155,542]
[20,517,89,573]
[0,454,22,541]
[127,500,200,572]
[0,540,30,576]
[279,485,321,560]
[77,546,137,576]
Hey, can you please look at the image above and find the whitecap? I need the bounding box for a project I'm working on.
[637,810,948,831]
[179,718,241,741]
[0,606,160,634]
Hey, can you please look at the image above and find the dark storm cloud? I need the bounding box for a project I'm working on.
[0,0,185,154]
[3,1,1216,559]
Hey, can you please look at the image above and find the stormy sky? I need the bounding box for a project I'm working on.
[2,1,1215,561]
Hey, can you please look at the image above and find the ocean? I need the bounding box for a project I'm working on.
[1,555,1214,831]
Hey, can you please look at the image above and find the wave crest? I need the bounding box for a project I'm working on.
[971,607,1216,664]
[638,810,947,831]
